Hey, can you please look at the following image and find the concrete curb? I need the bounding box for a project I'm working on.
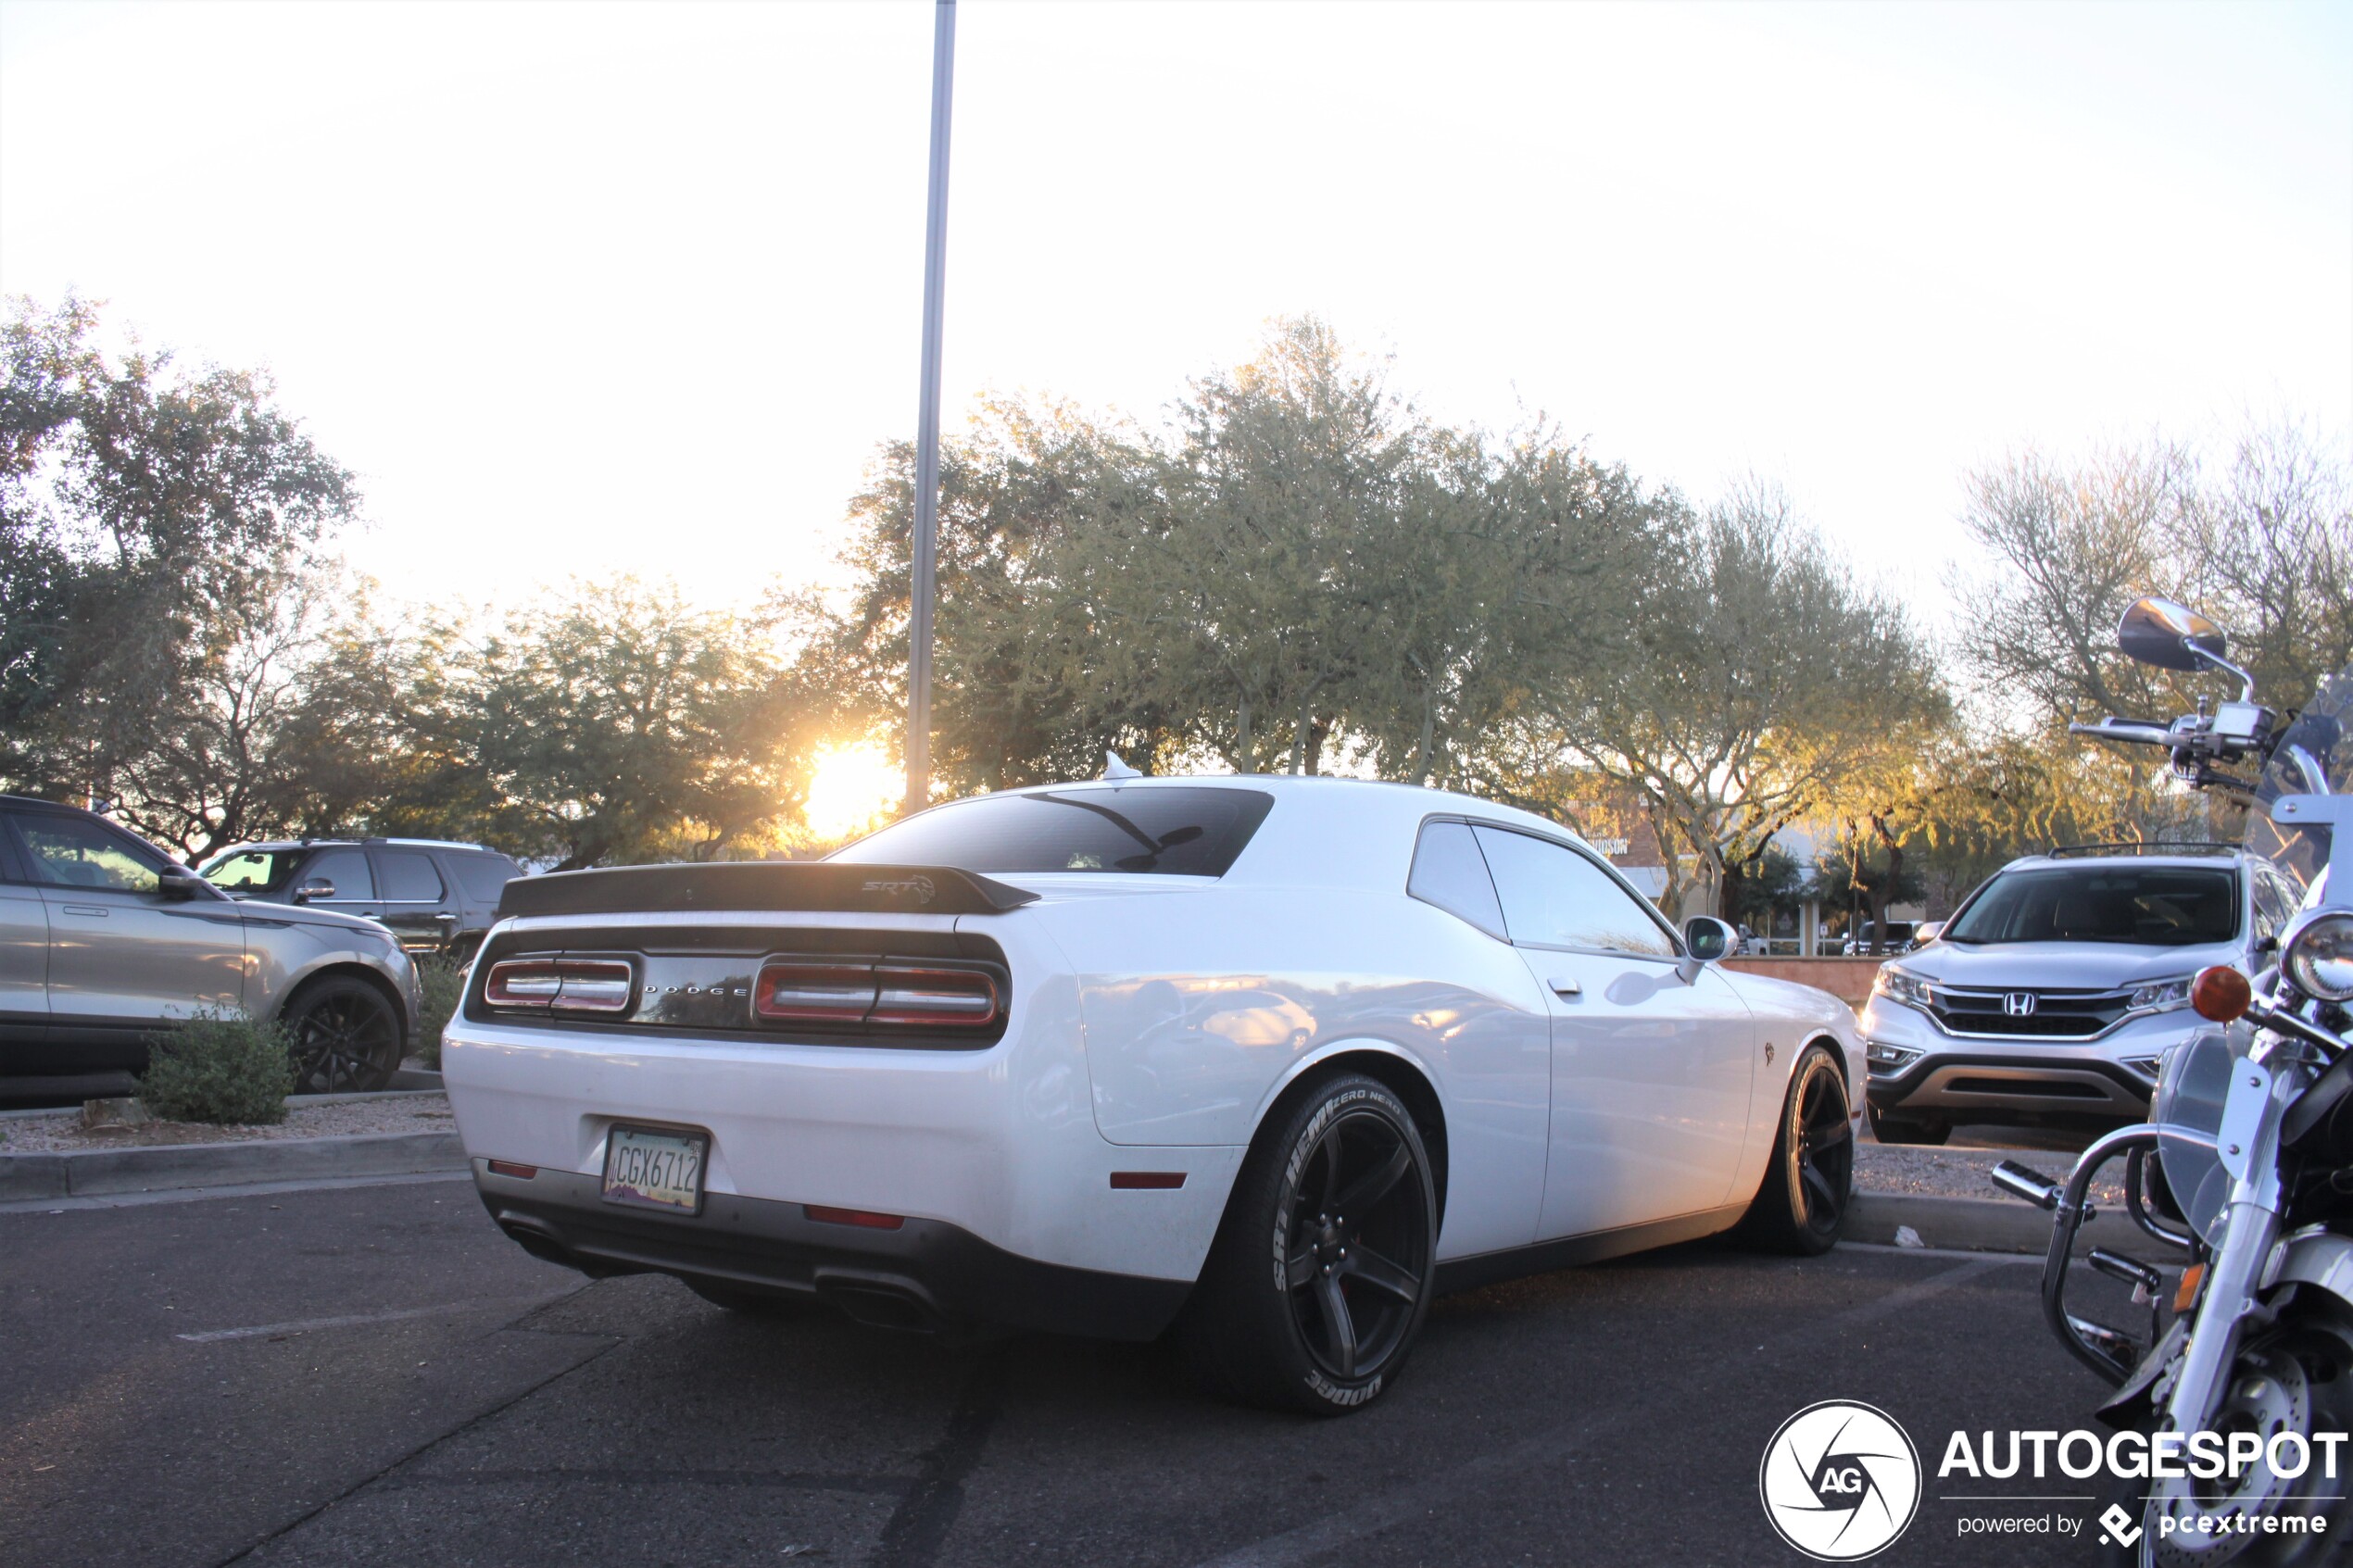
[0,1130,467,1202]
[1848,1191,2122,1255]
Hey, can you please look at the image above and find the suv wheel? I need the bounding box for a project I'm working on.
[282,977,404,1093]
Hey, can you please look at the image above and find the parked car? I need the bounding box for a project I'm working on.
[0,796,421,1094]
[198,837,523,961]
[1859,842,2304,1144]
[443,774,1866,1413]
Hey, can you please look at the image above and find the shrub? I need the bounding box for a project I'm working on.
[413,957,467,1070]
[142,1010,296,1124]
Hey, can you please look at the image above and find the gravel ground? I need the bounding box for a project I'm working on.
[0,1093,453,1154]
[1856,1139,2126,1203]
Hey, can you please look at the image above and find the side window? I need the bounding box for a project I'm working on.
[450,852,520,904]
[1407,821,1507,939]
[304,848,374,901]
[376,850,446,902]
[12,813,167,894]
[1470,825,1679,958]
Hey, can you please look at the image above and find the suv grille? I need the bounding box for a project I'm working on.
[1925,987,2132,1039]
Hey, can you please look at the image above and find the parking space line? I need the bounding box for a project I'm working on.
[3,1170,473,1216]
[1189,1257,2002,1568]
[176,1295,570,1343]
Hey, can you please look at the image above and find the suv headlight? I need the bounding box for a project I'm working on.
[1872,966,1931,1011]
[2126,975,2195,1013]
[1866,1040,1922,1072]
[2284,911,2353,1003]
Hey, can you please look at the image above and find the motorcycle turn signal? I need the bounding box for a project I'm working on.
[2190,965,2251,1022]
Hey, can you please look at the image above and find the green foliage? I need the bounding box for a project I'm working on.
[1,295,360,857]
[141,1010,296,1124]
[366,579,837,868]
[412,957,467,1070]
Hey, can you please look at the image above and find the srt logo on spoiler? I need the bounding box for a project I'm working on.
[862,875,937,905]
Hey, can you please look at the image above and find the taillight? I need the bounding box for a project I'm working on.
[871,966,999,1028]
[750,960,1000,1031]
[484,958,635,1013]
[753,962,876,1022]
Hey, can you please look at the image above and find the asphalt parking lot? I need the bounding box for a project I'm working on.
[3,1174,2132,1568]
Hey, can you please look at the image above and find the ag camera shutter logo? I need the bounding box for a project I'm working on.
[1759,1400,1922,1561]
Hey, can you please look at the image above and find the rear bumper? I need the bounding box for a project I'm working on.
[475,1162,1192,1340]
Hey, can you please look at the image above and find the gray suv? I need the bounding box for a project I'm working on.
[1860,845,2304,1143]
[198,837,522,961]
[0,796,422,1095]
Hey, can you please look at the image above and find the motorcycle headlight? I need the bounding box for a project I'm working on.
[1872,966,1931,1011]
[2284,911,2353,1004]
[2126,975,2195,1013]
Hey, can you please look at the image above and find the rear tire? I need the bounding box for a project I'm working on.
[1177,1072,1437,1415]
[280,976,403,1094]
[1739,1046,1854,1255]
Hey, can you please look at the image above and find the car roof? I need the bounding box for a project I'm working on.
[899,772,1602,894]
[1998,851,2251,872]
[211,837,502,855]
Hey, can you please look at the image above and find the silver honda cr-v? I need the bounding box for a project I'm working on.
[0,795,422,1095]
[1860,845,2305,1144]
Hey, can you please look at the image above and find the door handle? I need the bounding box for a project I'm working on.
[61,904,108,918]
[1549,976,1581,997]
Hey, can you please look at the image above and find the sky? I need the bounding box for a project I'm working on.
[2,0,2348,628]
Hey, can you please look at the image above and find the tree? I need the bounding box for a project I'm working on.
[1961,426,2353,734]
[400,580,835,870]
[1526,484,1950,917]
[0,295,359,850]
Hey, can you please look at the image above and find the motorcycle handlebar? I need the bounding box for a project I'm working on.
[2069,719,2178,747]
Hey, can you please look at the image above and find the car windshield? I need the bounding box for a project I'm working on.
[199,848,299,893]
[1943,864,2239,947]
[830,787,1275,876]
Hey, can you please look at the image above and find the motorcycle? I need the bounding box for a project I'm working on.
[1993,596,2353,1565]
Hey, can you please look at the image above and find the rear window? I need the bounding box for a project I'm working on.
[1945,866,2239,947]
[831,787,1275,877]
[451,852,521,903]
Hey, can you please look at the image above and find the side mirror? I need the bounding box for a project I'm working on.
[1913,921,1944,945]
[292,877,335,903]
[1683,916,1738,962]
[157,867,206,901]
[2117,597,2231,674]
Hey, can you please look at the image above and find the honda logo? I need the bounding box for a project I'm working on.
[2003,992,2038,1018]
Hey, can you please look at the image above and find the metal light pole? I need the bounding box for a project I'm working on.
[904,0,956,818]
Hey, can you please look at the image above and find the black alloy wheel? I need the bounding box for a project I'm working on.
[282,977,404,1094]
[1740,1045,1854,1255]
[1179,1072,1438,1414]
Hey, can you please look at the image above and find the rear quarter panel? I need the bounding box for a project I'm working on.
[1033,884,1553,1260]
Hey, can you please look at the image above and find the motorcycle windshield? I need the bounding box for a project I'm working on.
[2244,665,2351,906]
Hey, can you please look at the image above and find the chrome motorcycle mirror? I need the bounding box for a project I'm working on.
[2117,596,2230,672]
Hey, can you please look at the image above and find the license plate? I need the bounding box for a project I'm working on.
[600,1125,708,1214]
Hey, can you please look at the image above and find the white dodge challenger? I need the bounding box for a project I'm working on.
[445,774,1864,1413]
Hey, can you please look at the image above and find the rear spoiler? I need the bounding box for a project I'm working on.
[496,862,1039,921]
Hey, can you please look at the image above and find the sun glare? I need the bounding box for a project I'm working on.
[804,742,902,844]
